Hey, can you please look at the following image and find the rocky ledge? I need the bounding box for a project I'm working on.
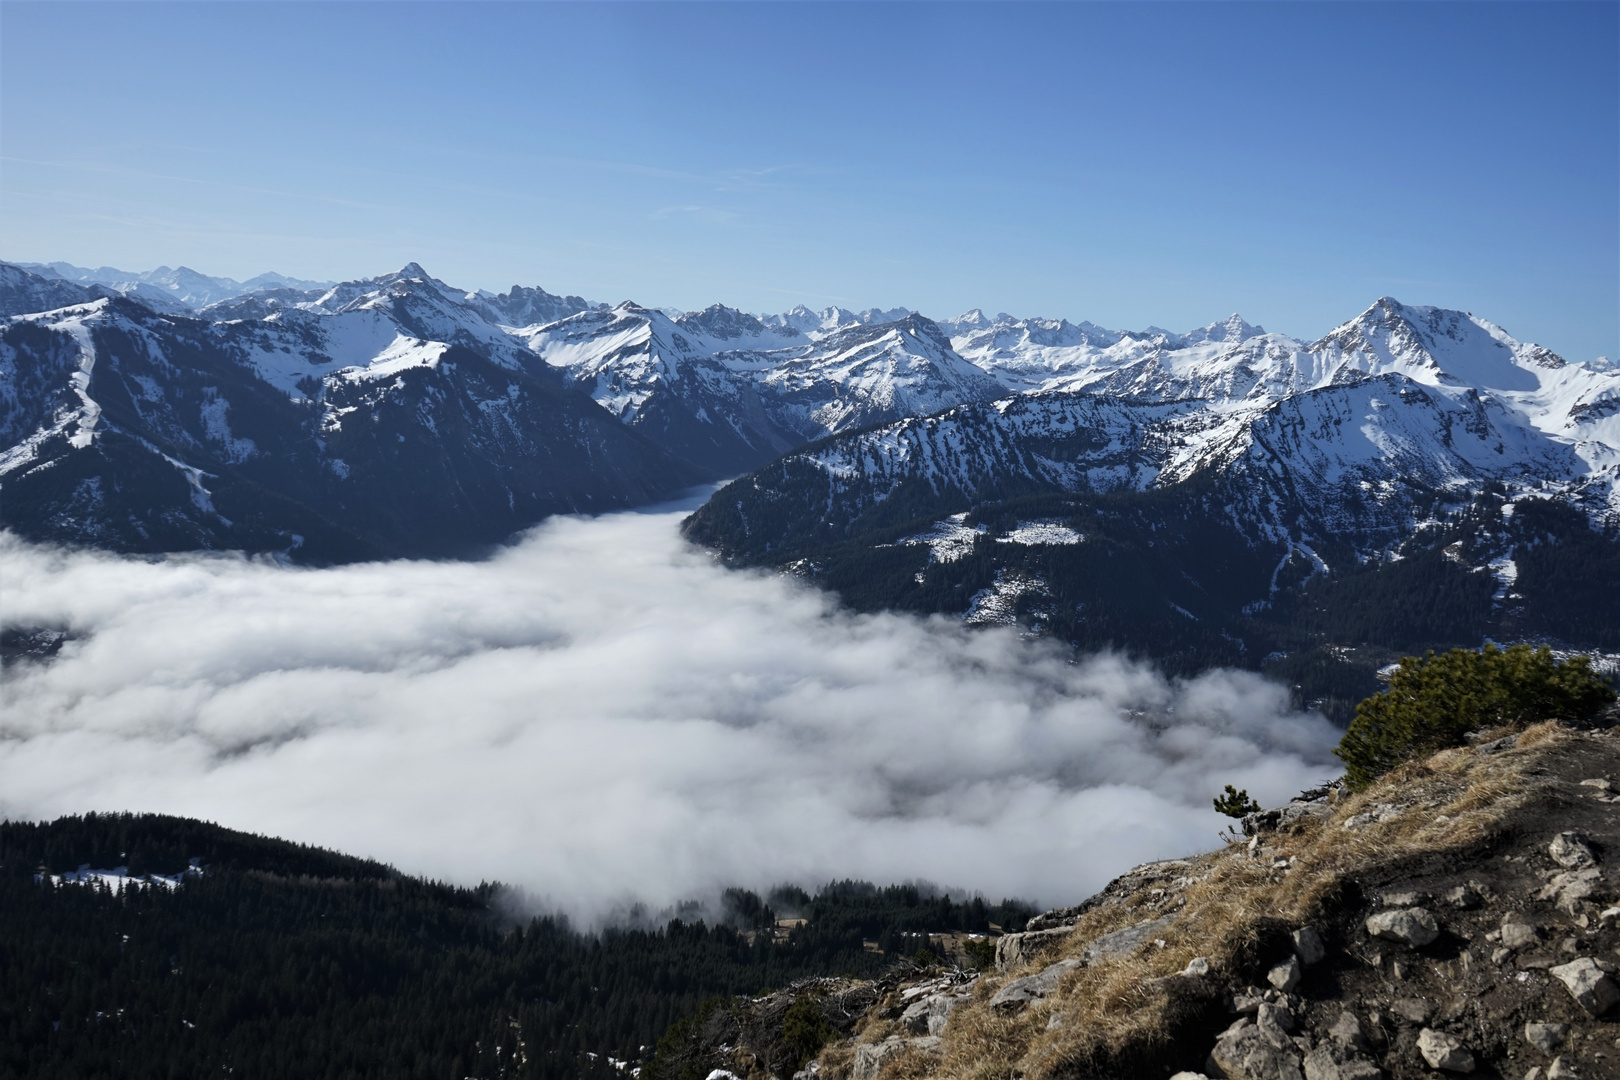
[650,718,1620,1080]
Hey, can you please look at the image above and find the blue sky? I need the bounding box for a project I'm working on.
[2,2,1615,358]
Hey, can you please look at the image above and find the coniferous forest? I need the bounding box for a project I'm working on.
[0,814,1032,1080]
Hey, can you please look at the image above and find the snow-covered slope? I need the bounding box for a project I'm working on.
[760,304,915,337]
[0,269,699,559]
[515,303,1002,473]
[4,259,1613,601]
[696,370,1590,559]
[20,261,333,310]
[1,263,107,318]
[752,313,1006,433]
[948,298,1619,516]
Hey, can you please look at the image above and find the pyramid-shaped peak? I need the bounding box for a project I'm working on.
[676,304,767,340]
[1183,312,1266,345]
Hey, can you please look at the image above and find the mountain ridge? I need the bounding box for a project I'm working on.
[3,259,1615,692]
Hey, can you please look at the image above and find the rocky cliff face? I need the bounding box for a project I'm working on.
[650,713,1620,1080]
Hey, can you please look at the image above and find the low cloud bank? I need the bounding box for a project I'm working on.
[1,503,1342,921]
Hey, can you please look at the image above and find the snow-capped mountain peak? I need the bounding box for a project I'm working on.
[1314,297,1546,393]
[1182,313,1266,345]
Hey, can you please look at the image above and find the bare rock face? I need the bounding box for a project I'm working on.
[1416,1028,1475,1072]
[1549,957,1620,1015]
[900,987,973,1036]
[850,1036,940,1080]
[1080,914,1176,964]
[988,958,1079,1009]
[1364,907,1440,947]
[992,926,1072,973]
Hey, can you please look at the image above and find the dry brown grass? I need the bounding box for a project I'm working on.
[851,725,1580,1080]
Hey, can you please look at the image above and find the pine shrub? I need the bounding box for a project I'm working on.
[779,997,836,1070]
[1212,785,1262,818]
[1335,644,1615,790]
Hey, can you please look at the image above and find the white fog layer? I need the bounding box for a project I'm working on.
[0,502,1342,919]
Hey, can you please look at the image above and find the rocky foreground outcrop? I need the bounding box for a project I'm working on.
[650,717,1620,1080]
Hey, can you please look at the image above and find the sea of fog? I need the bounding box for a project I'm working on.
[0,493,1342,922]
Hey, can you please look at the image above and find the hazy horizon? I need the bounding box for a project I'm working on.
[2,2,1614,360]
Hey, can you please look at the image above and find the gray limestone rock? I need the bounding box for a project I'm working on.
[1524,1022,1569,1054]
[1232,990,1266,1014]
[899,998,931,1034]
[1326,1012,1368,1051]
[850,1037,940,1080]
[1080,914,1176,965]
[925,992,969,1036]
[1547,1057,1581,1080]
[1550,832,1597,869]
[1550,957,1620,1015]
[1302,1042,1383,1080]
[1390,998,1433,1024]
[1210,1016,1304,1080]
[1539,868,1606,914]
[1365,907,1440,947]
[1292,927,1326,965]
[1501,920,1541,950]
[1268,956,1302,993]
[1257,1002,1294,1036]
[1416,1028,1475,1072]
[851,1040,903,1080]
[993,926,1073,973]
[988,958,1079,1009]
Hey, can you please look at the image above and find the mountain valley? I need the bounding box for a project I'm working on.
[2,259,1616,697]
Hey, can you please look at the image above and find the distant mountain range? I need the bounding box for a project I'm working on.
[3,258,1615,698]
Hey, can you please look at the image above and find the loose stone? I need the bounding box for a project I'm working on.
[1366,907,1440,947]
[1268,955,1302,993]
[1416,1027,1475,1072]
[1550,957,1620,1015]
[1293,926,1326,965]
[1525,1022,1569,1054]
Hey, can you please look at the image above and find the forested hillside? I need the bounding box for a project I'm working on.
[0,814,1031,1080]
